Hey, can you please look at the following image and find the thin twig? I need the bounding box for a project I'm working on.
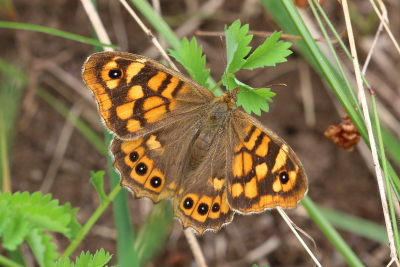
[368,0,400,55]
[184,229,208,267]
[80,0,114,51]
[195,30,341,44]
[277,208,322,267]
[361,0,387,74]
[40,101,84,193]
[118,0,177,69]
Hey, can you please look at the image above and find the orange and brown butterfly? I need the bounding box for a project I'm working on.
[82,51,308,234]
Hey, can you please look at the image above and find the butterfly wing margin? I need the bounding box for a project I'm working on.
[82,51,215,139]
[226,109,308,214]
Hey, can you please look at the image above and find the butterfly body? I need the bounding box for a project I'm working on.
[82,51,308,234]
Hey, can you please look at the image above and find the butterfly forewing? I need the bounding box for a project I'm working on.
[82,51,214,139]
[226,109,308,214]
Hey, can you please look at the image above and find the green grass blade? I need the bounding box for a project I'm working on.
[0,21,117,49]
[302,197,365,267]
[105,132,138,267]
[135,202,174,266]
[318,206,388,244]
[0,73,24,192]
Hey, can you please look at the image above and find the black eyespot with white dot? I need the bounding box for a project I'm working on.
[183,197,194,209]
[197,203,209,215]
[212,203,220,213]
[135,162,147,176]
[129,151,139,162]
[150,176,162,188]
[279,171,289,184]
[108,68,122,79]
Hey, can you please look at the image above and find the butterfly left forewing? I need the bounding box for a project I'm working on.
[82,51,214,140]
[226,109,308,214]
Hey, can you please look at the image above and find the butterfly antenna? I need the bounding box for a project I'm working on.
[237,83,287,94]
[220,36,227,76]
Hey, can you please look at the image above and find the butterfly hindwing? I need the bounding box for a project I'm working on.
[173,127,234,234]
[111,112,210,203]
[226,109,308,214]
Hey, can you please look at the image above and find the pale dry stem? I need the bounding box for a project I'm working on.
[277,208,322,267]
[341,0,399,265]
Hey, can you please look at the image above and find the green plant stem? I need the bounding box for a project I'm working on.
[61,184,122,257]
[0,254,24,267]
[0,21,117,49]
[370,92,400,255]
[302,196,365,267]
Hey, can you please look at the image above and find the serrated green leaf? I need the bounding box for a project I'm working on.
[253,88,276,99]
[90,171,109,203]
[2,209,30,250]
[225,20,253,74]
[53,257,72,267]
[91,249,112,267]
[0,200,11,235]
[236,90,270,116]
[168,37,210,88]
[243,32,292,70]
[232,78,271,115]
[1,191,78,234]
[75,251,92,267]
[62,203,82,240]
[70,249,112,267]
[26,229,58,267]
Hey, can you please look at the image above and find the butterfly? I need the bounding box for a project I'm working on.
[82,51,308,234]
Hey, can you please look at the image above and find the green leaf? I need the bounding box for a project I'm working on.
[53,257,71,267]
[71,249,112,267]
[0,191,82,252]
[233,78,273,115]
[242,31,292,70]
[25,229,58,267]
[91,249,113,267]
[225,20,253,74]
[62,203,82,240]
[253,88,276,100]
[168,37,210,88]
[90,171,109,203]
[2,209,30,250]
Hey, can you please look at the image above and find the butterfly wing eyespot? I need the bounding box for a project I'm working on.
[108,68,123,79]
[227,109,308,214]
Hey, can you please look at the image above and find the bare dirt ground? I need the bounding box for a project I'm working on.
[3,0,399,266]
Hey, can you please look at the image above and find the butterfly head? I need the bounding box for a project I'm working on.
[220,86,240,110]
